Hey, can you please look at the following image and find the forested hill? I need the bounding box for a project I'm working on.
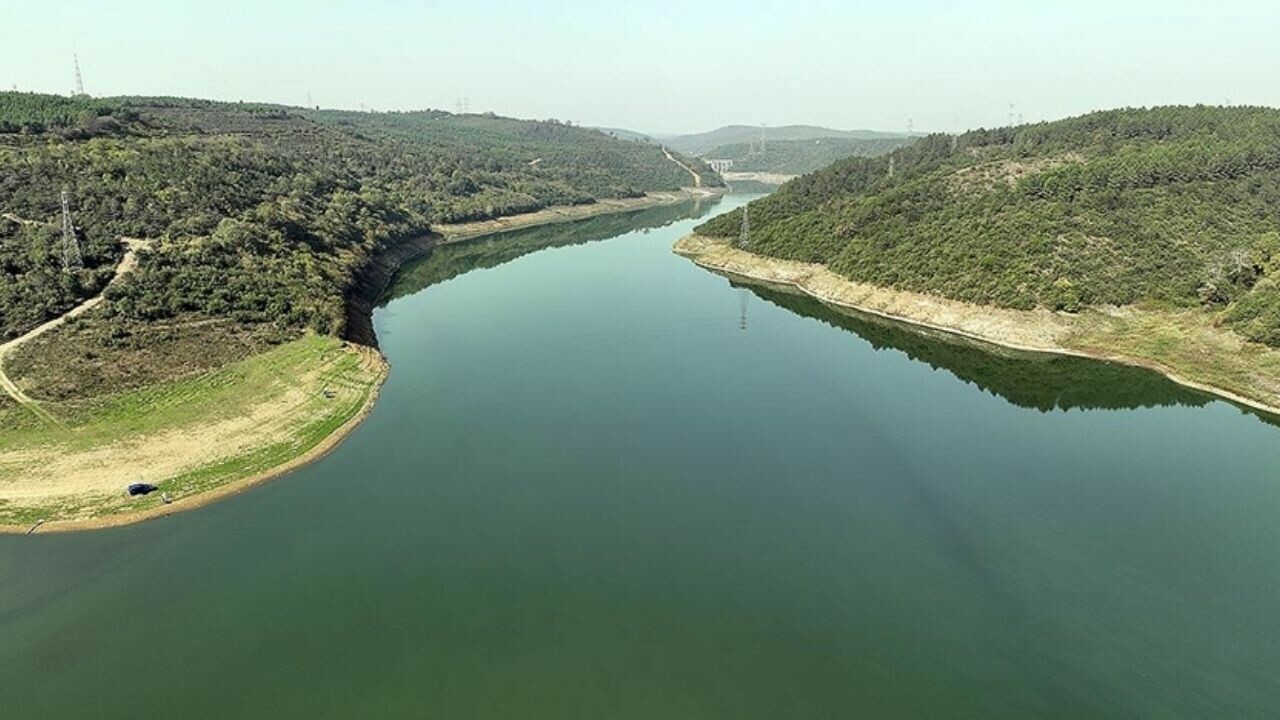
[665,124,909,156]
[0,92,718,343]
[704,136,910,174]
[696,106,1280,346]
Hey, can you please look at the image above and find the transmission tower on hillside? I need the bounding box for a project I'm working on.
[72,55,86,97]
[61,190,83,271]
[738,202,750,249]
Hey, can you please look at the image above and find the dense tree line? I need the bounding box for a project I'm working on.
[0,93,131,135]
[696,106,1280,344]
[0,93,720,342]
[311,110,722,205]
[0,219,118,340]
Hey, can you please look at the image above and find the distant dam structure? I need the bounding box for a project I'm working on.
[705,158,734,173]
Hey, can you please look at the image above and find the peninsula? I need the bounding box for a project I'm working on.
[0,92,722,530]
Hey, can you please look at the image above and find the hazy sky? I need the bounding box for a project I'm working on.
[5,0,1278,134]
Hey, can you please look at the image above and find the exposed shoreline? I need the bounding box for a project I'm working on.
[722,171,798,187]
[674,234,1280,420]
[433,188,725,243]
[0,346,390,535]
[2,189,723,535]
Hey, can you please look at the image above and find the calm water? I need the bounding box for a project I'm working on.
[3,196,1279,718]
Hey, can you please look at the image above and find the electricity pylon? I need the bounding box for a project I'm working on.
[73,55,86,97]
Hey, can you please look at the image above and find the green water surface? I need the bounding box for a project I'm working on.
[2,196,1278,718]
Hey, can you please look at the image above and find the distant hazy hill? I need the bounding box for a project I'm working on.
[696,106,1280,346]
[704,136,911,175]
[667,125,911,156]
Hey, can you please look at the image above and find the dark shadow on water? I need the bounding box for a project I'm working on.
[742,282,1219,414]
[382,196,725,304]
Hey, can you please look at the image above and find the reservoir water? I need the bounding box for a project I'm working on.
[2,195,1279,718]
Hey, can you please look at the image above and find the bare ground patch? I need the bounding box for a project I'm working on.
[946,153,1085,193]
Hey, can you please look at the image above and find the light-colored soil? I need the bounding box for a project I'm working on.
[723,171,799,186]
[7,360,320,502]
[945,153,1084,193]
[674,234,1280,418]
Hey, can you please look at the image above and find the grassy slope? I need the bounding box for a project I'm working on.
[0,335,382,527]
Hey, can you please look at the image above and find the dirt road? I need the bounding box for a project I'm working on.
[0,237,147,421]
[662,147,703,188]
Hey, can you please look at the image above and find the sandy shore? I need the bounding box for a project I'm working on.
[674,234,1280,419]
[2,189,726,535]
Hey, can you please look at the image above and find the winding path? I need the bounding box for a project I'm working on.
[0,237,147,422]
[662,146,703,188]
